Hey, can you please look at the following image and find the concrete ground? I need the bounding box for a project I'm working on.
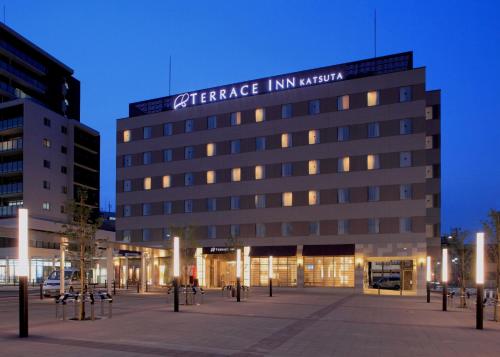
[0,287,499,356]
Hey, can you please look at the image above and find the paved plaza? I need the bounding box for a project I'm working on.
[0,287,499,356]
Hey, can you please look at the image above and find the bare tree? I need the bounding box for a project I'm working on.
[61,190,101,320]
[448,228,472,308]
[483,209,500,321]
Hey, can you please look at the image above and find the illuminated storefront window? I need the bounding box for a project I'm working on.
[304,256,354,287]
[250,256,297,287]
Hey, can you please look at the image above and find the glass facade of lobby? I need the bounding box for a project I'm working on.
[304,256,354,287]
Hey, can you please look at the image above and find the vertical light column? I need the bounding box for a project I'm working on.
[18,208,29,338]
[269,255,273,297]
[243,247,250,287]
[106,244,113,295]
[141,252,147,293]
[59,242,66,295]
[195,248,205,287]
[173,236,180,312]
[442,248,448,311]
[426,256,431,303]
[236,249,241,302]
[476,232,484,330]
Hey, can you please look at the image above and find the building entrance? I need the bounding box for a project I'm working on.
[204,252,236,287]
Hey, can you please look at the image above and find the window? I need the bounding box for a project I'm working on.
[400,184,412,200]
[142,203,151,216]
[338,157,350,172]
[367,154,380,170]
[308,99,320,114]
[207,198,217,212]
[60,205,65,214]
[309,129,320,144]
[255,108,265,122]
[368,186,380,202]
[142,229,151,242]
[162,175,171,188]
[338,219,349,235]
[308,160,320,175]
[206,170,216,184]
[309,221,320,236]
[42,202,50,211]
[163,228,171,240]
[231,168,241,182]
[43,138,51,148]
[338,188,349,203]
[282,192,293,207]
[230,224,240,238]
[184,200,193,213]
[163,149,172,162]
[143,126,152,139]
[337,95,349,110]
[231,140,240,154]
[185,173,194,186]
[43,117,51,127]
[255,194,266,208]
[368,218,380,234]
[400,119,412,135]
[282,163,293,177]
[185,119,194,133]
[256,223,266,238]
[206,143,216,157]
[123,180,132,192]
[61,186,68,194]
[163,123,173,136]
[281,133,292,148]
[230,196,240,210]
[61,145,67,154]
[185,146,194,160]
[143,151,152,165]
[256,137,266,151]
[282,104,292,119]
[123,230,131,243]
[144,177,151,190]
[425,106,433,120]
[308,190,320,205]
[61,166,67,174]
[281,222,293,236]
[255,165,265,180]
[230,112,241,126]
[400,217,412,233]
[367,90,379,106]
[61,125,67,134]
[207,115,217,129]
[164,201,172,215]
[43,160,51,168]
[123,130,131,142]
[368,122,380,138]
[399,86,412,102]
[400,152,412,167]
[43,180,50,190]
[338,126,349,141]
[207,226,217,239]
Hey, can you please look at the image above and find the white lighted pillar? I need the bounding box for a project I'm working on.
[141,252,147,293]
[59,243,65,295]
[426,256,431,303]
[106,244,114,294]
[236,248,241,302]
[173,236,180,312]
[476,232,485,329]
[269,255,273,297]
[442,247,448,311]
[18,208,29,337]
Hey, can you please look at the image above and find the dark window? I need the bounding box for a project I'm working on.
[43,117,51,127]
[61,125,68,134]
[43,160,51,168]
[43,180,50,189]
[61,166,67,174]
[61,145,67,154]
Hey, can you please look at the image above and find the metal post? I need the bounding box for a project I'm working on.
[137,280,140,293]
[173,277,179,312]
[113,280,116,296]
[19,276,28,337]
[269,278,273,297]
[40,283,43,300]
[236,277,241,302]
[442,282,447,311]
[426,281,431,303]
[477,284,483,329]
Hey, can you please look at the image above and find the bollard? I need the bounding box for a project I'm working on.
[137,281,140,293]
[40,283,43,300]
[90,293,95,321]
[113,280,116,296]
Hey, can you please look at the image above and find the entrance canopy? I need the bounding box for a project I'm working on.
[250,246,297,257]
[302,244,355,256]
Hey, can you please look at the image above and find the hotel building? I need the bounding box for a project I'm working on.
[116,52,441,294]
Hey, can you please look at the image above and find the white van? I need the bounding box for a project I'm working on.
[42,268,81,297]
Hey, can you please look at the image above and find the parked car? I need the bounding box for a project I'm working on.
[372,277,401,290]
[42,268,82,297]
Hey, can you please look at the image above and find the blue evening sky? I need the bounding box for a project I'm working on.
[2,0,499,232]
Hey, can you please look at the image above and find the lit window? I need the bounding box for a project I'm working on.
[256,223,266,237]
[425,106,433,120]
[42,202,50,211]
[163,123,173,136]
[256,137,266,151]
[308,129,320,145]
[184,200,193,213]
[123,230,131,242]
[255,194,266,208]
[281,133,292,148]
[338,188,349,203]
[309,99,320,114]
[308,190,320,205]
[337,95,349,110]
[207,115,217,129]
[400,119,412,135]
[281,222,292,236]
[400,184,412,200]
[282,192,293,207]
[230,112,241,126]
[207,226,217,239]
[143,177,151,190]
[308,160,320,175]
[162,175,171,188]
[231,168,241,182]
[143,126,152,139]
[400,217,412,233]
[231,140,240,154]
[230,196,240,210]
[368,218,380,234]
[338,157,350,172]
[143,151,152,165]
[282,163,292,177]
[185,146,194,159]
[206,170,216,184]
[367,154,380,170]
[123,180,132,192]
[367,90,379,106]
[255,165,265,180]
[163,149,172,162]
[338,219,349,235]
[43,138,51,148]
[206,143,216,157]
[142,203,151,216]
[255,108,265,122]
[185,119,194,133]
[338,126,349,141]
[123,130,131,142]
[368,186,380,202]
[400,86,412,102]
[368,122,380,138]
[207,198,217,211]
[184,173,194,186]
[282,104,292,119]
[400,152,412,167]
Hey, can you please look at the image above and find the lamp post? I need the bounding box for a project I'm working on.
[269,256,273,297]
[173,236,180,312]
[18,208,29,338]
[476,232,485,330]
[236,249,241,302]
[426,256,431,303]
[442,248,448,311]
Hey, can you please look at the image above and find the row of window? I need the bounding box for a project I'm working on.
[42,160,67,174]
[122,184,415,217]
[124,152,413,192]
[42,180,68,194]
[42,138,67,153]
[122,86,415,142]
[43,117,68,134]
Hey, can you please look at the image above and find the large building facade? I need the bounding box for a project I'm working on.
[116,52,441,294]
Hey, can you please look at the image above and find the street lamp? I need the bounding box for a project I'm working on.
[236,249,241,302]
[18,208,29,338]
[442,248,448,311]
[476,232,485,330]
[426,256,431,303]
[173,236,179,312]
[269,256,273,297]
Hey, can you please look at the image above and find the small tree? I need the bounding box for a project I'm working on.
[448,228,472,308]
[483,209,500,322]
[61,190,101,320]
